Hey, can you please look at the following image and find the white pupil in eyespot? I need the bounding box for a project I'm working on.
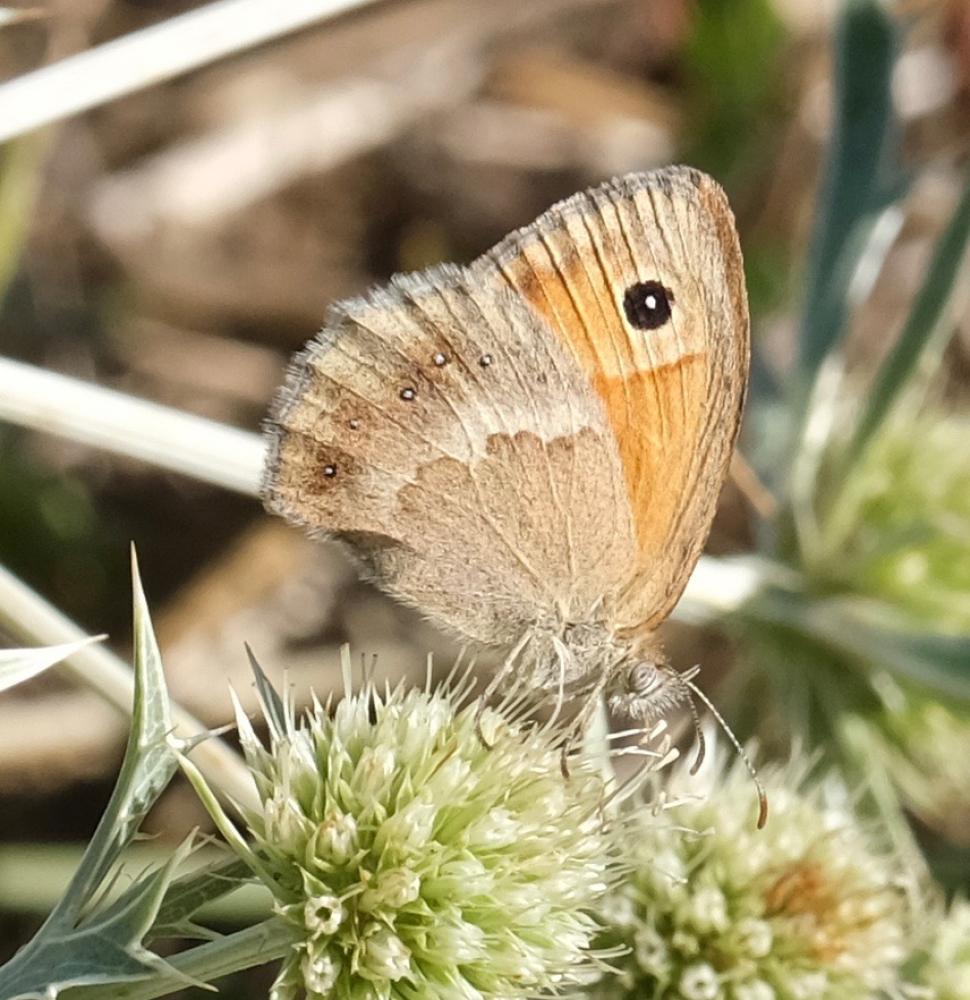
[645,294,657,310]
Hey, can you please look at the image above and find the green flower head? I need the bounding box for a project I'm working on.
[591,749,917,1000]
[870,677,970,846]
[821,410,970,628]
[814,406,970,836]
[231,657,619,1000]
[913,897,970,1000]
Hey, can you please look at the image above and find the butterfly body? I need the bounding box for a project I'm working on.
[263,166,749,724]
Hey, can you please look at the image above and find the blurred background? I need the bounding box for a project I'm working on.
[2,0,970,980]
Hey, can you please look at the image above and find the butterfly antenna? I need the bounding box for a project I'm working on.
[675,665,706,775]
[684,676,768,830]
[684,690,706,776]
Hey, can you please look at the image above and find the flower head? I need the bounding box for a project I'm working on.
[870,680,970,845]
[231,658,617,1000]
[812,407,970,837]
[814,408,970,627]
[590,749,917,1000]
[913,897,970,1000]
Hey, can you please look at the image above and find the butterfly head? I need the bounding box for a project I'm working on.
[608,655,769,828]
[607,656,690,723]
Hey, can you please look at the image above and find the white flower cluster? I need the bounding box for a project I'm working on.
[209,654,927,1000]
[233,674,618,1000]
[589,755,917,1000]
[914,897,970,1000]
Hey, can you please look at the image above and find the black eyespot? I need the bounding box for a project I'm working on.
[623,280,673,331]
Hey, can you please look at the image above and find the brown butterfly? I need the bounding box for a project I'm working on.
[262,165,753,807]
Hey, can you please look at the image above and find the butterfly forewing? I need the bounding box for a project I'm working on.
[476,166,749,629]
[263,165,748,663]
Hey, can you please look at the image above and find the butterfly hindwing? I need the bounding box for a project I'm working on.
[263,266,637,647]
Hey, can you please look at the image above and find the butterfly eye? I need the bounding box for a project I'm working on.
[629,661,660,696]
[623,280,673,331]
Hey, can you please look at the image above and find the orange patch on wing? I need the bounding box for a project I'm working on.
[594,360,707,558]
[507,253,627,376]
[500,254,709,561]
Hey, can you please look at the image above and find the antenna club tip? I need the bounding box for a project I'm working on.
[756,794,769,830]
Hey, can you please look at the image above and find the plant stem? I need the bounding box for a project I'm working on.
[0,561,258,809]
[0,0,380,142]
[0,357,263,495]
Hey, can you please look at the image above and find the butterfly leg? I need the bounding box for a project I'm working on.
[559,672,611,778]
[474,632,531,749]
[543,641,569,734]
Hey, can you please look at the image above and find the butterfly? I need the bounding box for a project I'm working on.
[262,164,751,790]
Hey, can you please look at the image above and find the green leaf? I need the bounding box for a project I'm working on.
[0,549,181,999]
[843,172,970,467]
[66,919,295,1000]
[779,1,905,552]
[64,548,177,906]
[14,845,196,998]
[682,0,785,182]
[245,643,287,741]
[743,584,970,703]
[0,636,104,693]
[149,857,255,941]
[0,135,47,303]
[807,597,970,702]
[797,0,900,386]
